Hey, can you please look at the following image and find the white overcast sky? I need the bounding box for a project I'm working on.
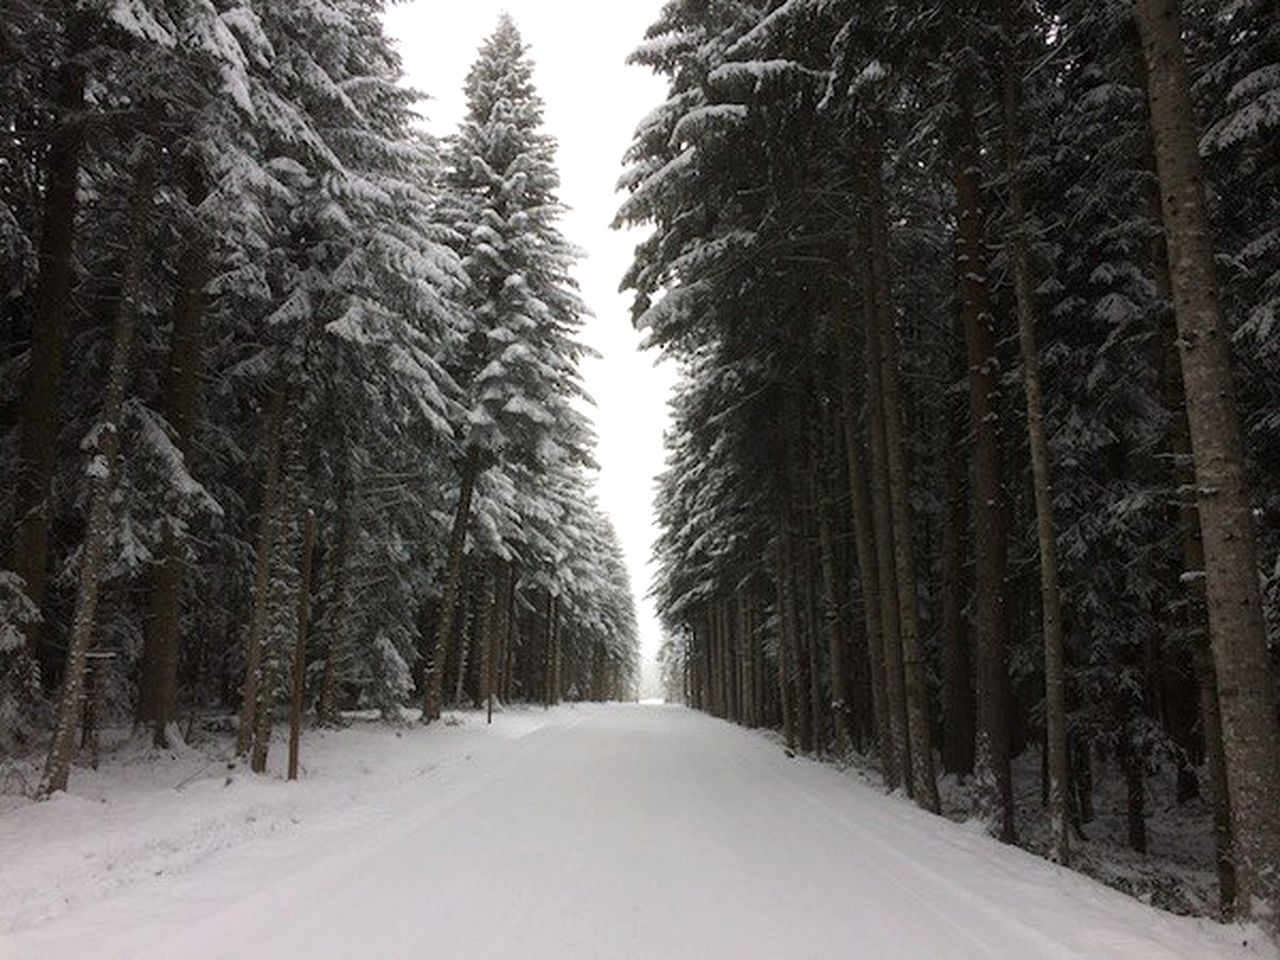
[382,1,676,677]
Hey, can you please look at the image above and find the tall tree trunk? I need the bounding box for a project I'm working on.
[287,511,316,781]
[836,309,894,782]
[955,70,1016,842]
[775,520,801,750]
[744,595,760,727]
[957,69,1013,839]
[482,561,498,722]
[940,382,976,776]
[1136,0,1280,929]
[999,0,1068,860]
[316,469,354,725]
[1195,643,1237,917]
[12,15,87,661]
[500,566,517,706]
[38,146,155,797]
[236,386,287,756]
[425,446,480,723]
[864,130,939,812]
[454,559,475,707]
[729,598,741,721]
[252,476,297,774]
[137,163,209,746]
[811,411,852,755]
[786,516,815,752]
[802,551,826,757]
[550,594,562,706]
[865,258,911,793]
[541,591,554,709]
[1150,152,1237,919]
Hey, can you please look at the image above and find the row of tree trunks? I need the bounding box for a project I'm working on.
[671,5,1274,935]
[674,593,778,732]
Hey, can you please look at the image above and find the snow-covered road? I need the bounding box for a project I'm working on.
[2,705,1268,959]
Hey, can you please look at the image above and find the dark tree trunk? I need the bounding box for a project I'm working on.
[836,309,893,782]
[39,146,155,797]
[425,446,480,723]
[778,519,808,752]
[865,263,910,793]
[12,14,87,661]
[1146,78,1237,919]
[864,129,938,811]
[316,468,354,725]
[137,163,209,746]
[954,70,1015,842]
[940,380,976,776]
[999,0,1068,859]
[1118,723,1148,854]
[801,531,826,757]
[811,411,852,755]
[483,560,503,723]
[776,519,803,750]
[454,559,476,707]
[1136,0,1280,929]
[287,511,316,781]
[237,387,288,756]
[541,591,554,709]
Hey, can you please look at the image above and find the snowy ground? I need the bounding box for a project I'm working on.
[1,704,1273,959]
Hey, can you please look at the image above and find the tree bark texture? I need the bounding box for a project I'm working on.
[1136,0,1279,926]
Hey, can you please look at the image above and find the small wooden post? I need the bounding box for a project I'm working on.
[288,510,316,781]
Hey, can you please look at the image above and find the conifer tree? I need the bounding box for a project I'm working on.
[425,16,592,722]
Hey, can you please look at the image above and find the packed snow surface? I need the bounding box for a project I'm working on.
[1,704,1271,959]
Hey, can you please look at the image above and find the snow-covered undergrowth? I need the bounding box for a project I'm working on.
[939,751,1225,919]
[759,728,1240,924]
[1,704,1274,959]
[0,706,571,937]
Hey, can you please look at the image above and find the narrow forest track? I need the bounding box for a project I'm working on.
[2,705,1267,959]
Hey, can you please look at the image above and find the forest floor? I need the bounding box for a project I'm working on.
[0,703,1273,959]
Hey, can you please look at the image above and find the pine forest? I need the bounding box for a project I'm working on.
[1,1,1277,957]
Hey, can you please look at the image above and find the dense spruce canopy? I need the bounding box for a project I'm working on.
[625,0,1279,930]
[0,4,637,789]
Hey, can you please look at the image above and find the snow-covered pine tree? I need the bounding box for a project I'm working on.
[425,15,592,722]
